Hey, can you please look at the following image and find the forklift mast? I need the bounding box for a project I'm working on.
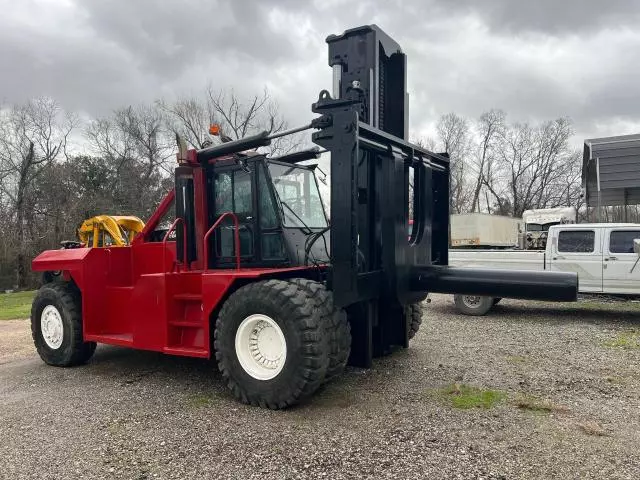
[309,25,576,366]
[308,25,449,365]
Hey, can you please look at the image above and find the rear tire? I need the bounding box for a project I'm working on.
[406,303,423,340]
[214,280,330,409]
[31,282,96,366]
[453,294,494,316]
[288,278,351,383]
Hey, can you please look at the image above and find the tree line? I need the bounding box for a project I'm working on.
[0,88,293,289]
[416,110,584,218]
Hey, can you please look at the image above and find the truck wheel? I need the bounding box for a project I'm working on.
[453,294,494,316]
[288,278,351,383]
[406,303,423,340]
[214,280,330,409]
[31,282,97,366]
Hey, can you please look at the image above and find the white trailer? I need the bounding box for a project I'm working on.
[450,213,522,248]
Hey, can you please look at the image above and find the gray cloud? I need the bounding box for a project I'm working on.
[1,0,640,147]
[426,0,640,34]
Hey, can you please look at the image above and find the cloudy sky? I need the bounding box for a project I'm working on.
[3,0,640,147]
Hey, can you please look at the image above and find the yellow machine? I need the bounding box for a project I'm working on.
[77,215,145,247]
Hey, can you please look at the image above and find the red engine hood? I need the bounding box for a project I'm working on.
[32,248,92,271]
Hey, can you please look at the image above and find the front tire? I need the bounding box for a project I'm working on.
[453,294,494,316]
[214,280,329,409]
[31,282,96,366]
[287,278,351,383]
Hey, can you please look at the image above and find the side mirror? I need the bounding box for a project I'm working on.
[634,239,640,256]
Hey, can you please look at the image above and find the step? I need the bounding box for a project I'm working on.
[163,346,209,358]
[85,333,133,346]
[173,293,202,301]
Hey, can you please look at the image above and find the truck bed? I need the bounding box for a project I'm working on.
[449,249,546,271]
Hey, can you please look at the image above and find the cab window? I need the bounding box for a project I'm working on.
[557,230,595,253]
[609,230,640,254]
[213,169,253,258]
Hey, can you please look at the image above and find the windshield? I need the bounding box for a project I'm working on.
[526,222,558,232]
[268,163,328,228]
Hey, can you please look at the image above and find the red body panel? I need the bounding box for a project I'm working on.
[32,218,313,358]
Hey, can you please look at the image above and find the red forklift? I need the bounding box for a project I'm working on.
[30,25,577,409]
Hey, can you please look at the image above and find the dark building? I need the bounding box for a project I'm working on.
[583,134,640,221]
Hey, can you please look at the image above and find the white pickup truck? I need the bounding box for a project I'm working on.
[449,223,640,315]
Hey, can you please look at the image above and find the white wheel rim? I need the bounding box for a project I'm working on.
[235,314,287,380]
[41,305,64,350]
[462,295,482,308]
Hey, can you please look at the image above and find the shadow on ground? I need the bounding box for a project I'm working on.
[432,300,640,327]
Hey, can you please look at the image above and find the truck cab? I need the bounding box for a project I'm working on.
[521,206,577,250]
[202,155,330,269]
[546,223,640,294]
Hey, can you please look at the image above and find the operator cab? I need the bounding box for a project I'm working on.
[202,152,330,269]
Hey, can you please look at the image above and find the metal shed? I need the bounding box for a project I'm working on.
[583,134,640,220]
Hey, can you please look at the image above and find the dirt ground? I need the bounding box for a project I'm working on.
[1,295,639,479]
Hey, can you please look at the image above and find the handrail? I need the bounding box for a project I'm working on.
[203,212,240,270]
[162,218,188,272]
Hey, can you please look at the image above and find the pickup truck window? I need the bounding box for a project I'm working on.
[558,230,595,253]
[609,230,640,253]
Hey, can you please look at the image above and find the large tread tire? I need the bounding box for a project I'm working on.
[406,302,423,340]
[288,278,351,383]
[214,279,330,409]
[31,282,96,366]
[453,294,494,316]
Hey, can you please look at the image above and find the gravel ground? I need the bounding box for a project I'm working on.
[1,294,639,479]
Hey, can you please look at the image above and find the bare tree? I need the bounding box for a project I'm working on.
[435,113,473,213]
[208,87,285,140]
[0,97,75,287]
[116,105,174,176]
[86,104,173,178]
[157,96,218,149]
[484,117,578,217]
[161,86,298,155]
[85,117,135,171]
[471,109,505,212]
[412,111,580,218]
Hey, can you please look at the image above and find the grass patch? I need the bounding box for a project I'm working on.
[603,330,640,349]
[435,383,506,410]
[187,393,220,408]
[0,290,35,320]
[605,376,626,385]
[513,393,569,414]
[506,355,528,364]
[578,300,640,311]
